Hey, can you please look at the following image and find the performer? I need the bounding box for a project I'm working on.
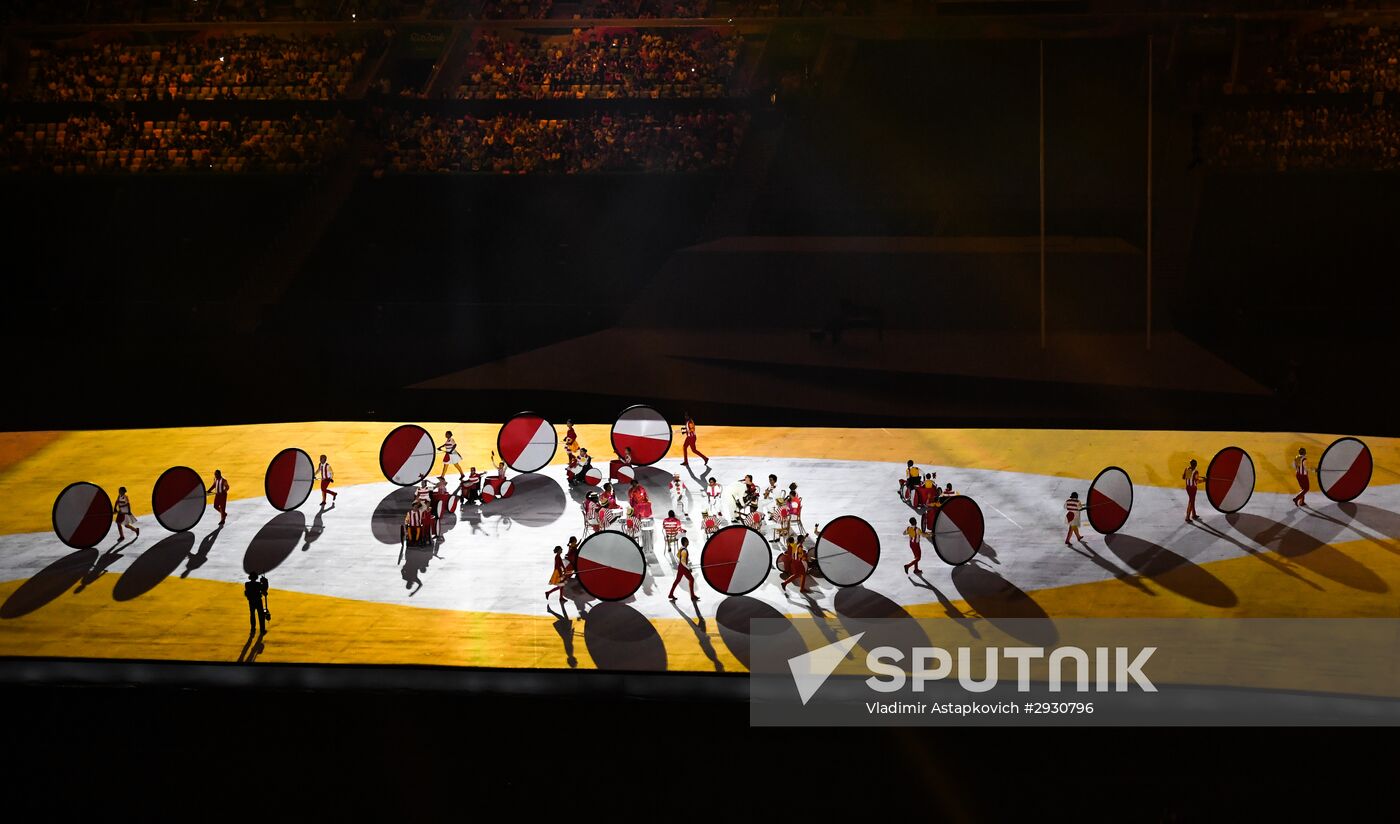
[452,466,482,511]
[566,449,582,486]
[439,431,464,478]
[668,537,699,601]
[780,536,809,593]
[601,483,620,511]
[1183,459,1203,522]
[701,510,722,538]
[432,476,451,528]
[919,473,937,508]
[680,412,709,467]
[745,503,766,532]
[206,469,230,526]
[414,478,433,509]
[903,517,925,574]
[113,486,139,540]
[545,545,569,607]
[562,420,580,455]
[705,477,723,511]
[583,492,602,533]
[403,506,424,546]
[902,460,921,503]
[1065,491,1086,545]
[489,451,508,480]
[622,508,642,542]
[565,535,581,570]
[668,472,689,518]
[628,481,649,511]
[1292,447,1310,507]
[314,454,338,506]
[786,485,805,539]
[762,474,779,502]
[662,510,684,556]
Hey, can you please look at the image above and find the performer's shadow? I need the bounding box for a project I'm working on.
[112,532,196,602]
[833,586,932,655]
[582,602,667,671]
[244,511,306,576]
[715,595,805,671]
[1,547,99,618]
[480,473,565,527]
[1338,502,1400,545]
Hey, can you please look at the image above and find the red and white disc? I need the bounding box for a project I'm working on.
[497,412,557,474]
[814,515,881,587]
[480,476,515,503]
[379,425,437,486]
[1087,466,1133,534]
[264,447,314,512]
[575,530,646,602]
[51,482,113,549]
[701,524,771,596]
[580,465,604,486]
[1319,437,1373,503]
[610,405,671,466]
[610,460,636,484]
[1206,446,1255,514]
[152,466,206,532]
[931,496,983,566]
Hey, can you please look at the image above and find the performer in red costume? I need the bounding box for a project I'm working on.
[545,545,569,608]
[1064,491,1086,546]
[207,469,230,526]
[662,509,684,556]
[1292,447,1310,507]
[314,454,338,506]
[114,486,140,541]
[668,537,699,601]
[1183,459,1203,522]
[680,412,709,467]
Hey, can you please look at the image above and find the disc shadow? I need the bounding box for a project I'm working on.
[633,466,672,493]
[1338,502,1400,541]
[372,486,416,545]
[582,602,667,671]
[244,511,306,576]
[833,586,932,655]
[112,532,196,602]
[479,473,566,528]
[1226,512,1387,593]
[1,547,98,619]
[715,595,805,671]
[950,564,1060,646]
[1101,533,1239,608]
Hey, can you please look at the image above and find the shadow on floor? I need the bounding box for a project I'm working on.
[715,595,803,671]
[112,532,196,602]
[0,547,99,618]
[583,601,667,671]
[1102,532,1239,608]
[950,563,1060,646]
[1226,512,1387,593]
[244,511,307,577]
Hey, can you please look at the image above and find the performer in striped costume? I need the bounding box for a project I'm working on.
[113,486,140,541]
[315,454,338,506]
[662,510,684,556]
[439,431,464,478]
[1064,491,1085,545]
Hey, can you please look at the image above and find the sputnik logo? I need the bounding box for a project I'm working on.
[787,632,864,705]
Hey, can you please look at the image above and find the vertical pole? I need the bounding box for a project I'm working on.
[1146,34,1154,351]
[1039,39,1046,350]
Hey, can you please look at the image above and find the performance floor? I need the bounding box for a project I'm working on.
[1,423,1398,676]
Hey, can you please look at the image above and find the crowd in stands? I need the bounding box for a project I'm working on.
[0,111,349,174]
[21,34,368,102]
[1203,106,1400,171]
[373,108,747,173]
[0,1,403,24]
[459,28,740,99]
[1240,24,1400,95]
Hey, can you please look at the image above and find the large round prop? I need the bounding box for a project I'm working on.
[264,447,314,512]
[1318,437,1373,503]
[701,524,771,596]
[813,515,881,587]
[380,425,436,486]
[151,466,206,533]
[610,405,672,466]
[1086,466,1134,534]
[480,476,515,503]
[931,496,983,566]
[610,460,636,484]
[575,530,647,602]
[1206,446,1255,514]
[497,412,557,474]
[52,482,113,549]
